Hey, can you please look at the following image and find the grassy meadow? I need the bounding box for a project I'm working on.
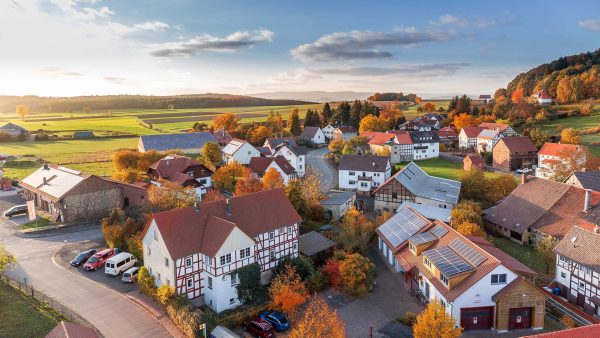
[541,103,600,156]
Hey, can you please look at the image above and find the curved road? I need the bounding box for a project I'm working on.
[0,223,173,338]
[306,147,338,192]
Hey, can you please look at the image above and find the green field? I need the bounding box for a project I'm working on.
[394,157,464,181]
[403,100,450,121]
[541,103,600,156]
[0,282,66,337]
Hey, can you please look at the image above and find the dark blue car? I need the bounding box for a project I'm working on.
[259,310,290,331]
[70,249,96,267]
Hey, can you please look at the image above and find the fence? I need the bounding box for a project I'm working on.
[0,274,102,336]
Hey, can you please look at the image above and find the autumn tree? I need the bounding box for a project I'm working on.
[267,111,284,135]
[560,128,582,145]
[289,109,302,136]
[375,210,393,226]
[413,301,462,338]
[336,207,375,254]
[285,178,309,219]
[16,104,29,120]
[536,236,558,274]
[234,176,265,196]
[452,113,480,131]
[422,102,436,113]
[202,189,225,203]
[112,149,165,183]
[269,265,309,317]
[212,162,249,192]
[0,245,16,273]
[200,141,222,169]
[494,88,507,103]
[289,297,345,338]
[451,200,483,227]
[249,125,273,145]
[546,147,591,182]
[147,180,196,212]
[263,167,285,189]
[213,112,239,130]
[323,258,341,288]
[338,253,375,297]
[511,87,524,103]
[358,114,387,133]
[460,169,487,201]
[527,127,551,149]
[456,221,486,238]
[300,169,324,206]
[328,139,345,154]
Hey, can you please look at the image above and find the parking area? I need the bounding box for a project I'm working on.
[0,189,28,227]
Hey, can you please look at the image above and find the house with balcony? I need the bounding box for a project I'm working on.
[338,155,391,194]
[536,143,586,180]
[410,130,440,160]
[147,155,213,199]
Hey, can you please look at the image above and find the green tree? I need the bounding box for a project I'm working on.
[289,109,302,136]
[200,142,222,168]
[236,263,262,304]
[320,102,333,125]
[285,179,309,220]
[536,236,558,274]
[0,245,16,273]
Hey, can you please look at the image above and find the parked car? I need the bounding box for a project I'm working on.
[105,252,137,276]
[3,204,27,218]
[121,267,140,283]
[516,168,533,174]
[83,248,114,271]
[259,310,290,331]
[70,249,96,267]
[242,318,275,338]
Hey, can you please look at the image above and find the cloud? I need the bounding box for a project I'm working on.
[104,76,126,84]
[38,67,83,77]
[291,27,455,62]
[81,6,114,19]
[132,21,170,32]
[429,14,469,26]
[150,29,274,57]
[579,19,600,31]
[303,63,468,77]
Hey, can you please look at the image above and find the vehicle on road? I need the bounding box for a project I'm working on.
[70,249,97,267]
[3,204,27,218]
[83,248,114,271]
[259,310,290,331]
[516,168,533,174]
[121,267,140,283]
[105,252,137,276]
[242,318,275,338]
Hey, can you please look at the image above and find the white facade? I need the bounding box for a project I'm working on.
[332,128,357,141]
[339,164,391,192]
[412,142,439,160]
[322,125,335,140]
[274,145,305,177]
[458,129,478,149]
[304,128,326,145]
[261,161,295,184]
[476,133,503,153]
[142,220,176,288]
[222,141,260,165]
[535,152,585,179]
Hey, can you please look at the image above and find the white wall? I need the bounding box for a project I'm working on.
[414,196,454,209]
[311,129,326,145]
[142,220,175,288]
[225,143,260,165]
[413,142,439,160]
[275,146,305,177]
[339,168,389,190]
[203,270,242,313]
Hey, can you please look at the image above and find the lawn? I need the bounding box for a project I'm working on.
[488,236,552,276]
[0,282,66,337]
[403,100,450,121]
[541,103,600,156]
[394,157,464,181]
[21,217,52,229]
[4,116,159,136]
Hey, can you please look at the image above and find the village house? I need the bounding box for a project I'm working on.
[360,131,402,163]
[532,90,553,105]
[536,143,586,179]
[478,123,518,137]
[138,132,216,153]
[476,129,503,153]
[387,130,415,161]
[20,164,145,223]
[248,156,297,184]
[338,155,391,193]
[332,126,358,141]
[272,143,307,177]
[463,155,485,171]
[320,190,356,220]
[141,189,301,313]
[398,119,437,132]
[322,124,336,140]
[492,136,538,172]
[458,127,484,150]
[564,171,600,192]
[147,155,213,199]
[410,130,440,160]
[437,126,458,146]
[221,139,261,165]
[484,177,600,245]
[263,137,297,153]
[478,94,492,104]
[373,162,461,214]
[0,122,29,139]
[300,126,326,146]
[212,129,233,146]
[377,205,544,332]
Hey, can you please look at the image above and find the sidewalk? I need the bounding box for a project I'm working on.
[125,292,187,338]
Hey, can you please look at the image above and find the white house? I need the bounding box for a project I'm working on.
[376,206,544,332]
[338,155,391,193]
[322,124,336,140]
[300,126,326,146]
[141,189,301,313]
[273,143,307,177]
[478,123,518,137]
[332,126,358,141]
[147,155,213,199]
[476,129,503,153]
[263,137,297,154]
[458,127,484,150]
[410,131,440,160]
[248,156,297,184]
[532,90,553,105]
[222,139,261,165]
[535,143,586,179]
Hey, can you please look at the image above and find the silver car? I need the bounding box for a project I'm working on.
[121,267,140,283]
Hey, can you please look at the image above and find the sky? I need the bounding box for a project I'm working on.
[1,0,599,98]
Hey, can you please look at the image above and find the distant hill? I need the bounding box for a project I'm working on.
[507,48,600,100]
[248,91,372,102]
[0,94,315,113]
[367,92,418,102]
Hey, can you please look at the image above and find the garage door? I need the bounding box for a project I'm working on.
[460,306,494,330]
[509,307,532,330]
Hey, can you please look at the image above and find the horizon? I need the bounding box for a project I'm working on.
[1,1,599,97]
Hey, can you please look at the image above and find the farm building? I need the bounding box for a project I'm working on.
[299,231,336,265]
[492,137,538,172]
[138,132,216,153]
[564,171,600,192]
[463,155,485,171]
[320,190,356,220]
[0,122,28,138]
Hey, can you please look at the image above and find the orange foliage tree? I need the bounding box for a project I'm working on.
[560,128,582,144]
[456,221,486,238]
[511,87,524,103]
[413,300,462,338]
[452,113,480,131]
[213,112,240,130]
[250,125,273,145]
[422,102,436,113]
[338,253,375,297]
[289,297,345,338]
[263,167,285,189]
[212,162,249,192]
[202,189,225,203]
[323,258,341,288]
[268,265,309,317]
[234,176,265,196]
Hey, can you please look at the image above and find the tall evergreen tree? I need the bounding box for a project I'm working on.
[337,102,351,125]
[304,109,320,127]
[320,102,332,125]
[289,109,302,135]
[349,100,363,128]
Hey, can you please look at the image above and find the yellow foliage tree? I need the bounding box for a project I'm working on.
[413,300,462,338]
[200,142,223,169]
[328,139,345,154]
[338,253,375,297]
[269,265,309,317]
[560,128,582,145]
[358,114,388,133]
[289,297,345,338]
[234,176,265,196]
[336,207,375,254]
[250,125,273,145]
[456,221,486,238]
[212,162,249,191]
[16,104,29,120]
[213,112,239,130]
[263,167,285,189]
[147,180,196,212]
[452,113,480,131]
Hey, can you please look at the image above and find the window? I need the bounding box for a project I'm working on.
[409,242,416,253]
[245,247,251,257]
[149,267,152,275]
[269,232,274,240]
[299,165,303,169]
[154,230,158,241]
[229,298,235,304]
[231,273,238,286]
[349,171,355,176]
[187,278,193,288]
[164,258,169,267]
[560,272,566,279]
[392,192,397,199]
[185,257,192,267]
[270,250,275,262]
[220,254,232,266]
[226,253,231,264]
[240,248,246,259]
[157,273,161,282]
[293,243,297,251]
[247,151,251,155]
[166,279,170,286]
[580,282,585,289]
[491,274,507,285]
[287,226,292,234]
[584,267,592,275]
[349,180,356,185]
[440,274,449,286]
[424,257,432,269]
[440,299,446,307]
[208,277,212,289]
[147,247,152,256]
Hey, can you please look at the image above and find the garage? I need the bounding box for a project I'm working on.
[460,306,494,330]
[509,307,532,330]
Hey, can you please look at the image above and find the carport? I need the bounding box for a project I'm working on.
[299,231,336,266]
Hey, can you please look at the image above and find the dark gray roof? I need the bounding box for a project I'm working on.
[265,137,297,149]
[299,231,336,256]
[410,130,440,143]
[320,191,356,206]
[554,226,600,271]
[383,162,460,205]
[338,155,389,172]
[0,122,28,132]
[300,126,321,139]
[139,132,215,151]
[570,171,600,192]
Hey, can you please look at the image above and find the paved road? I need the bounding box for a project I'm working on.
[306,147,338,192]
[0,195,173,338]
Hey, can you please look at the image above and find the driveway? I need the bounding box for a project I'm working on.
[0,223,174,338]
[306,147,338,192]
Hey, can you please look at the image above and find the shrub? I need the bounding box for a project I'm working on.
[156,285,176,306]
[323,258,341,288]
[236,263,263,304]
[338,253,376,297]
[307,270,329,293]
[275,256,315,281]
[308,203,326,222]
[138,266,156,297]
[165,302,203,338]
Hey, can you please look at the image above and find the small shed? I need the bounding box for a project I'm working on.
[73,131,95,139]
[464,155,485,171]
[320,190,356,220]
[299,231,336,265]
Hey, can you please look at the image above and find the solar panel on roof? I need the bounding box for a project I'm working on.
[449,239,487,267]
[409,231,437,245]
[424,247,472,277]
[378,206,429,248]
[431,225,448,238]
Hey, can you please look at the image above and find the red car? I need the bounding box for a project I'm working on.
[242,318,275,338]
[83,248,114,271]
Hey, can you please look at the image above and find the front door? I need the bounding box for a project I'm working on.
[509,307,532,330]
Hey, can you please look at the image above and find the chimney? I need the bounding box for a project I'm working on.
[193,199,200,213]
[521,173,526,185]
[584,189,592,212]
[372,162,376,167]
[43,163,49,170]
[43,177,47,185]
[226,198,231,216]
[594,225,599,234]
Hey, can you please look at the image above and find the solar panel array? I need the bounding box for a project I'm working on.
[424,247,473,276]
[449,239,487,267]
[409,231,437,245]
[431,225,448,238]
[378,206,430,248]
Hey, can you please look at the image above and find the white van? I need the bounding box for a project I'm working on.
[104,252,137,276]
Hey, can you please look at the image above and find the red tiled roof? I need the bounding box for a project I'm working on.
[360,131,396,145]
[461,126,484,138]
[539,143,582,157]
[497,136,537,153]
[248,156,296,175]
[533,90,552,100]
[144,189,301,260]
[46,322,99,338]
[479,122,511,132]
[387,130,413,144]
[437,127,457,138]
[522,324,600,338]
[149,155,209,178]
[335,126,357,133]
